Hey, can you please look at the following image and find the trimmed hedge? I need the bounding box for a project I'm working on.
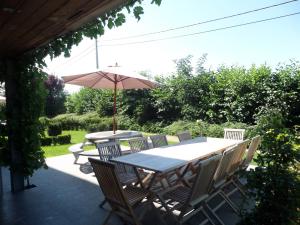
[51,112,113,131]
[41,137,52,146]
[48,123,62,136]
[41,134,71,146]
[53,135,71,145]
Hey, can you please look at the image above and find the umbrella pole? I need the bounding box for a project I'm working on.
[113,80,117,134]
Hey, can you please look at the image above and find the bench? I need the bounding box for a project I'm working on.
[68,143,98,164]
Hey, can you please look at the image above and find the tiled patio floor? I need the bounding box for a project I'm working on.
[0,152,250,225]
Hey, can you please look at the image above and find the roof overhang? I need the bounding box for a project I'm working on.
[0,0,127,57]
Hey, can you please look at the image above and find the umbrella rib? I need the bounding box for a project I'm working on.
[90,72,105,88]
[102,72,116,83]
[63,73,94,83]
[136,78,156,88]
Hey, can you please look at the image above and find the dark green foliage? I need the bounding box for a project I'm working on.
[1,60,48,176]
[64,57,299,128]
[0,104,5,121]
[48,123,62,136]
[65,88,114,116]
[40,137,52,146]
[52,135,71,145]
[239,129,300,225]
[163,120,251,138]
[0,123,7,136]
[50,112,113,132]
[44,75,66,118]
[41,135,71,146]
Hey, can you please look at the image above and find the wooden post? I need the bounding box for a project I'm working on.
[5,59,25,192]
[113,77,117,134]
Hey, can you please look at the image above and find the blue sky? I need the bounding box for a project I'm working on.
[45,0,300,93]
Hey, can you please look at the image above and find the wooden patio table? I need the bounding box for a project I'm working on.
[110,137,240,189]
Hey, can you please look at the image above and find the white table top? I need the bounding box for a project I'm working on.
[85,130,142,141]
[110,137,240,173]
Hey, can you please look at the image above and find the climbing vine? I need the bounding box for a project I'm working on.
[0,0,163,177]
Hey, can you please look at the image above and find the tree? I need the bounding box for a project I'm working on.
[174,55,193,77]
[44,75,66,117]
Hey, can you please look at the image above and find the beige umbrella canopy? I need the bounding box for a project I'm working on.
[62,66,157,133]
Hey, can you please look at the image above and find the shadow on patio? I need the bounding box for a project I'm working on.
[0,154,247,225]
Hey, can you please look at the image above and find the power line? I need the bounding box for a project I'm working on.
[101,0,298,42]
[55,45,94,69]
[99,12,300,47]
[54,44,95,69]
[54,0,298,68]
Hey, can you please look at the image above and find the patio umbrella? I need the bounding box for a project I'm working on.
[62,66,156,133]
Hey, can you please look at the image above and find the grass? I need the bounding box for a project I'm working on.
[42,130,179,158]
[42,130,92,158]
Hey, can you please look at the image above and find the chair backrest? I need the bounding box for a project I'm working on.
[224,128,245,140]
[243,135,261,169]
[96,141,125,173]
[227,139,250,176]
[177,130,192,142]
[88,158,136,222]
[128,137,149,153]
[188,154,222,205]
[213,146,237,189]
[96,141,122,161]
[149,134,168,148]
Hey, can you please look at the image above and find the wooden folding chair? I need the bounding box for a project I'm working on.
[224,128,245,140]
[205,146,241,225]
[205,140,250,225]
[149,134,168,148]
[156,154,222,225]
[177,130,192,142]
[89,158,153,225]
[96,141,139,207]
[222,140,251,199]
[128,137,150,153]
[241,135,261,170]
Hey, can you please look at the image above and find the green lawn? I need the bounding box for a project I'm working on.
[42,130,92,158]
[42,130,179,158]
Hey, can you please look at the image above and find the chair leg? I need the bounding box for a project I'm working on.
[101,211,113,225]
[219,191,239,214]
[205,203,226,225]
[73,153,79,164]
[99,199,107,208]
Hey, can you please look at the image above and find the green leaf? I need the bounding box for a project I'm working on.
[133,6,144,21]
[107,18,114,29]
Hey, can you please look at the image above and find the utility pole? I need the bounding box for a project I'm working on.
[95,37,99,69]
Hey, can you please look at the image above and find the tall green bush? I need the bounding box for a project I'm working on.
[240,129,300,225]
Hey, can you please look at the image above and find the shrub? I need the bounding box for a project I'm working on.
[41,137,52,146]
[117,115,141,131]
[163,120,250,138]
[47,123,62,136]
[52,134,71,145]
[240,129,300,225]
[0,123,7,136]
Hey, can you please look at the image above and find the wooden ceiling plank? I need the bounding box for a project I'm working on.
[15,0,107,53]
[0,0,25,31]
[0,0,125,56]
[2,0,71,55]
[0,0,47,39]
